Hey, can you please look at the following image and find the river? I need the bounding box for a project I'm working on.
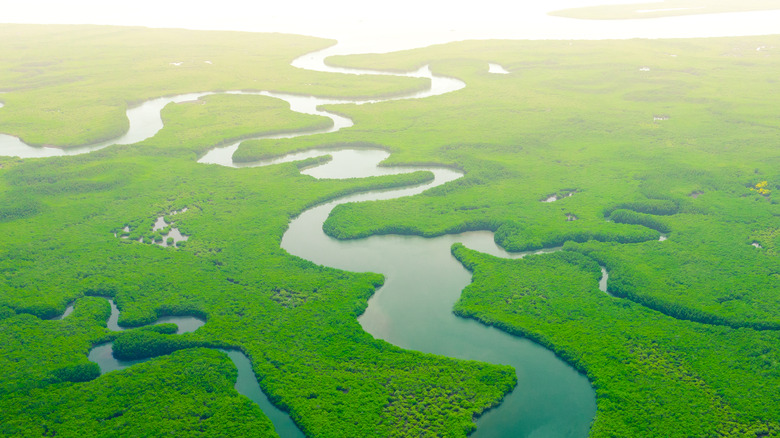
[5,9,764,435]
[272,149,595,437]
[46,51,597,435]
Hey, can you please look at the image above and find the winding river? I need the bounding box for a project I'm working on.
[15,47,597,436]
[199,55,597,436]
[274,150,596,437]
[3,4,776,435]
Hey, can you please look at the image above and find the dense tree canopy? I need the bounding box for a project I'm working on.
[2,24,780,437]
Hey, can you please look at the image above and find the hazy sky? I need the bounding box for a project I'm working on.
[3,0,780,53]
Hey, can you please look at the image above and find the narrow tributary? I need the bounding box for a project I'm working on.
[84,298,305,438]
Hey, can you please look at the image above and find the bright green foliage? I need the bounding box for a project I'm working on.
[268,36,780,330]
[568,215,780,329]
[608,209,671,233]
[4,24,780,437]
[0,348,277,437]
[0,25,514,438]
[451,244,780,437]
[112,328,201,360]
[751,227,780,255]
[0,297,109,394]
[0,24,427,147]
[235,35,780,434]
[148,93,333,157]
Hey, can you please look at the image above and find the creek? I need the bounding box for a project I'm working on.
[0,66,462,160]
[83,297,306,437]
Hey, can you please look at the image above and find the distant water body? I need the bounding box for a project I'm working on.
[4,1,779,56]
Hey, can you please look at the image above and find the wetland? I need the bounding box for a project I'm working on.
[2,18,780,438]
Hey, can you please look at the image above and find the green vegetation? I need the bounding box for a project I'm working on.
[0,24,428,147]
[451,244,780,437]
[237,36,780,434]
[150,93,334,157]
[1,348,277,437]
[111,325,200,360]
[0,25,513,437]
[0,297,109,394]
[279,36,780,330]
[3,24,780,437]
[549,0,780,20]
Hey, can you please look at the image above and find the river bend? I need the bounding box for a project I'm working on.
[269,149,596,437]
[12,45,596,436]
[82,298,305,437]
[211,52,597,436]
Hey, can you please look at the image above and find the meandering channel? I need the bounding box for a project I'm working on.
[15,46,597,436]
[199,54,597,435]
[83,298,305,438]
[271,150,596,437]
[0,58,462,160]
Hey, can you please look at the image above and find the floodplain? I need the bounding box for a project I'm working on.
[1,20,780,438]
